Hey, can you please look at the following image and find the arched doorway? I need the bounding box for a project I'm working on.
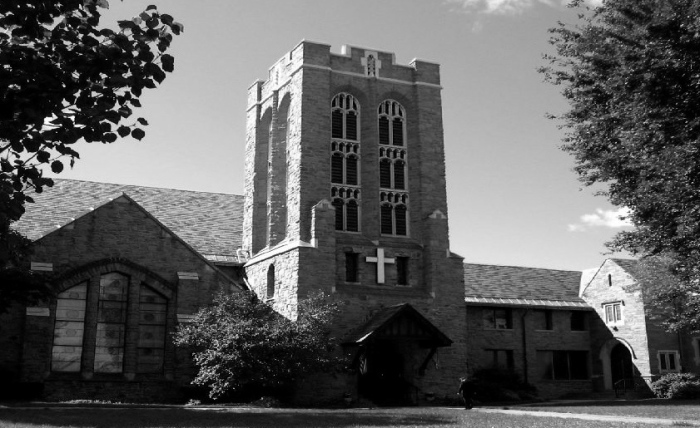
[610,343,634,386]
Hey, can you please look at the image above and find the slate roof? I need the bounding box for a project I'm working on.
[13,179,244,261]
[463,263,588,309]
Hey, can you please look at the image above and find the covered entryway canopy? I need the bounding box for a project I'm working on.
[344,303,453,348]
[344,304,452,406]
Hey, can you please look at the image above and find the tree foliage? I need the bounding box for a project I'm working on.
[629,254,700,332]
[174,291,343,400]
[0,0,182,222]
[541,0,700,329]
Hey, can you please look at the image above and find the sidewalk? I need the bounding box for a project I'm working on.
[474,407,700,426]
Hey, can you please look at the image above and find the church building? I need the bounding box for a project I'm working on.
[4,41,699,404]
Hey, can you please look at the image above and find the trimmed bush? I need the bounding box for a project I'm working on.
[651,373,700,399]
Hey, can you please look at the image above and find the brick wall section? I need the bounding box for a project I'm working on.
[19,196,235,400]
[0,305,25,384]
[465,305,592,399]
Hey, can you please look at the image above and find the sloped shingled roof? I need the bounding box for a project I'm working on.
[343,303,452,347]
[13,179,244,260]
[463,263,588,309]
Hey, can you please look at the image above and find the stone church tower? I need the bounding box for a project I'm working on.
[243,41,466,404]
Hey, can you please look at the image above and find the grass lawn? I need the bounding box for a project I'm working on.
[508,398,700,421]
[0,405,670,428]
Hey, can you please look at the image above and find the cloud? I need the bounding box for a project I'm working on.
[445,0,600,15]
[568,207,633,232]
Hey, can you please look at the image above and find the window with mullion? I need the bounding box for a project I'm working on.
[378,100,408,236]
[52,283,88,372]
[95,272,128,373]
[330,93,361,232]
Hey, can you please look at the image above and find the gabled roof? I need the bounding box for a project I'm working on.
[343,303,452,348]
[579,258,639,296]
[12,179,244,261]
[463,263,589,309]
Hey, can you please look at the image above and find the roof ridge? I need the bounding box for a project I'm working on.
[463,262,581,274]
[53,178,243,198]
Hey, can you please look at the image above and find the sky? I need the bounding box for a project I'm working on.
[48,0,632,272]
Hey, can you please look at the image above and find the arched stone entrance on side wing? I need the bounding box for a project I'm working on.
[599,338,637,390]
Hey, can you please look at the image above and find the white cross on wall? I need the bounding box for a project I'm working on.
[366,248,395,284]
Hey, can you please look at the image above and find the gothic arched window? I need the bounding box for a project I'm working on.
[52,282,87,372]
[50,266,172,376]
[378,100,408,236]
[330,93,361,232]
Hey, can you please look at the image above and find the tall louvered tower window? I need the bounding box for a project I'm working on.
[378,100,408,236]
[330,93,361,232]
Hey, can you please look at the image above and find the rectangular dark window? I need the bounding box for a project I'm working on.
[332,199,344,230]
[483,308,513,330]
[331,153,344,183]
[380,204,393,234]
[379,159,392,188]
[538,350,588,380]
[392,118,404,146]
[534,310,553,330]
[396,256,409,285]
[332,110,343,139]
[346,200,358,232]
[346,111,357,140]
[346,156,358,185]
[570,311,587,331]
[393,160,405,190]
[379,116,390,145]
[395,205,407,236]
[345,252,359,282]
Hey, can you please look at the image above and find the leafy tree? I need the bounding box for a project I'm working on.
[541,0,700,331]
[629,254,699,333]
[0,0,181,311]
[174,291,343,401]
[0,0,182,223]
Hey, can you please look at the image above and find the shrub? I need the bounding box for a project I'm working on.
[651,373,700,399]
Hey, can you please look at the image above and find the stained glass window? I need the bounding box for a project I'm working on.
[137,285,167,373]
[94,272,128,373]
[52,283,87,372]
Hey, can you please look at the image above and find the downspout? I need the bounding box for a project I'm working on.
[521,308,529,385]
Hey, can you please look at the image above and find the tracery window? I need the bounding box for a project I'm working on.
[52,282,88,372]
[137,285,167,373]
[331,93,361,232]
[95,273,128,373]
[378,100,408,236]
[50,269,170,376]
[332,187,359,232]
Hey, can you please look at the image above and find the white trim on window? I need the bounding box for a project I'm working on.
[603,301,624,326]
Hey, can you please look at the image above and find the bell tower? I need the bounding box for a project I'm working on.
[243,41,466,403]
